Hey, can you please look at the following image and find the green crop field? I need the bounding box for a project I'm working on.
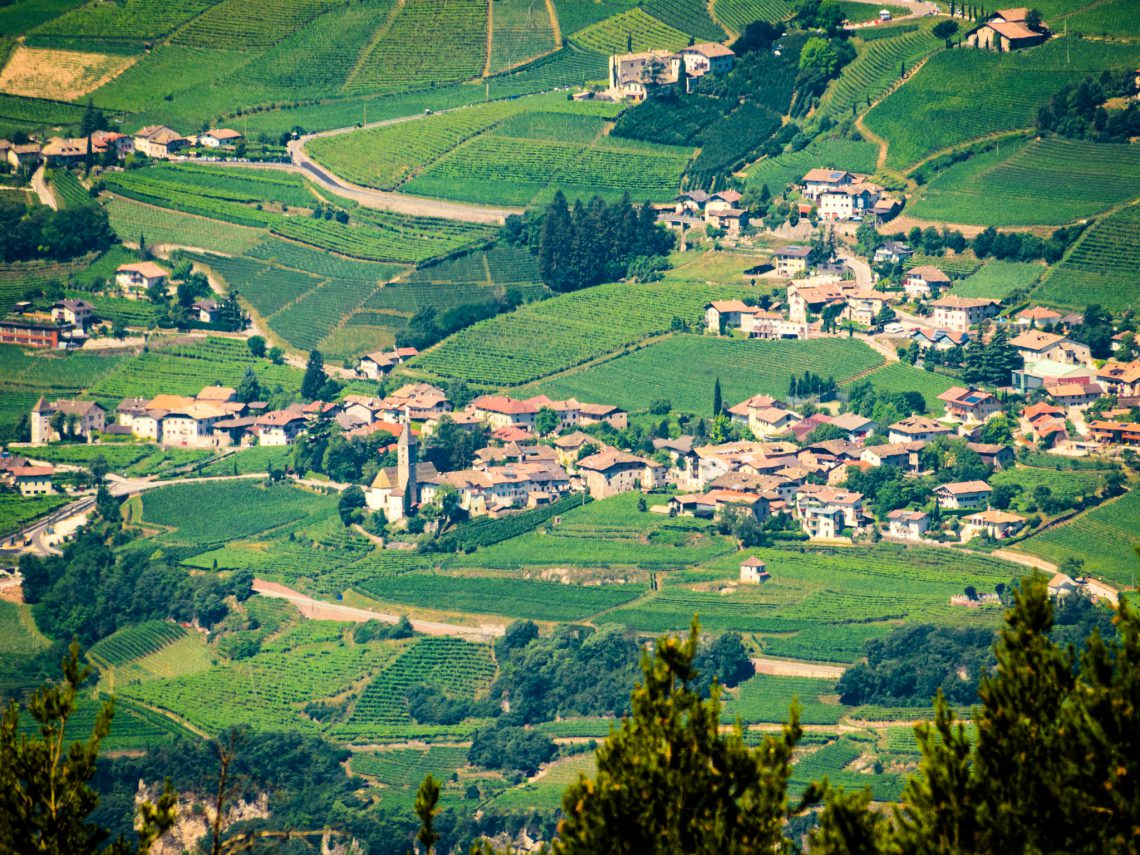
[990,465,1107,512]
[950,259,1044,299]
[352,745,471,786]
[106,196,266,255]
[746,134,878,195]
[1013,489,1140,587]
[1032,204,1140,313]
[865,39,1140,170]
[0,602,49,656]
[605,543,1021,662]
[713,0,794,31]
[345,0,488,92]
[908,138,1140,226]
[137,480,332,551]
[570,7,691,53]
[1061,0,1140,37]
[789,735,906,801]
[554,0,635,35]
[490,0,558,73]
[0,493,70,538]
[533,335,884,415]
[356,571,645,621]
[170,0,341,49]
[493,753,597,811]
[31,0,223,47]
[245,238,404,281]
[87,621,189,667]
[46,168,94,208]
[644,0,725,39]
[88,337,302,401]
[722,674,842,725]
[23,443,210,477]
[855,361,959,415]
[406,282,764,387]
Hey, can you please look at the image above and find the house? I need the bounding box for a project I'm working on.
[705,207,748,235]
[929,295,1001,332]
[787,283,848,323]
[7,143,41,169]
[911,328,971,351]
[789,413,833,443]
[964,509,1026,539]
[578,402,628,430]
[577,450,664,499]
[904,266,950,299]
[675,189,711,213]
[888,416,952,444]
[133,126,187,158]
[1009,330,1089,366]
[676,42,736,79]
[873,241,914,265]
[426,460,571,516]
[670,489,769,521]
[1013,358,1095,393]
[749,406,803,438]
[378,383,451,423]
[0,320,60,349]
[966,442,1014,469]
[828,412,878,442]
[934,480,993,510]
[1021,401,1068,446]
[92,130,133,158]
[774,245,812,277]
[742,311,810,341]
[1047,381,1103,409]
[116,262,169,299]
[887,509,929,541]
[1017,306,1062,328]
[30,398,106,443]
[198,129,243,147]
[192,298,219,323]
[937,387,1002,423]
[607,49,678,100]
[739,556,770,584]
[860,442,912,469]
[1087,421,1140,447]
[841,290,891,326]
[356,347,418,379]
[818,182,882,221]
[51,299,94,329]
[972,7,1047,50]
[705,300,756,334]
[801,168,854,200]
[162,400,228,447]
[794,485,864,540]
[41,137,98,167]
[13,465,54,496]
[553,431,604,467]
[1097,361,1140,397]
[255,406,309,446]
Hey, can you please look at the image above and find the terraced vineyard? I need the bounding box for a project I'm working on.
[47,168,94,208]
[722,674,843,725]
[490,0,558,73]
[88,621,190,667]
[106,196,265,255]
[855,361,959,415]
[951,259,1044,299]
[357,572,644,621]
[534,335,884,415]
[570,7,691,53]
[346,0,488,92]
[712,0,794,30]
[0,602,48,656]
[1014,488,1140,587]
[352,746,472,786]
[171,0,341,49]
[31,0,223,47]
[865,40,1140,170]
[0,344,126,439]
[406,282,761,386]
[246,238,400,280]
[745,134,878,195]
[817,22,939,120]
[1032,204,1140,313]
[908,138,1140,226]
[644,0,725,40]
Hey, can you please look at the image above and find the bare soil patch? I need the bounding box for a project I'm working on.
[0,44,138,100]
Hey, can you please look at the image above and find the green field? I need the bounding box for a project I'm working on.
[406,281,765,387]
[106,196,266,255]
[856,361,959,415]
[604,543,1022,662]
[908,138,1140,226]
[22,443,211,477]
[493,753,597,811]
[745,134,879,196]
[865,39,1140,170]
[722,674,842,725]
[490,0,558,73]
[1032,203,1140,313]
[0,602,49,655]
[990,465,1107,512]
[713,0,794,30]
[570,7,691,53]
[352,745,472,786]
[1013,488,1140,587]
[531,335,884,415]
[951,259,1044,299]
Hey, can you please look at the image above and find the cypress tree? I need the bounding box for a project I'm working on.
[712,378,722,417]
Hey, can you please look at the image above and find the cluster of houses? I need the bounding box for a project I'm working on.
[0,298,99,349]
[661,188,749,237]
[799,169,900,223]
[0,450,55,497]
[604,42,735,102]
[5,126,245,170]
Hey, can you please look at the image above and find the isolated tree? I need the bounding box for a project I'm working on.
[535,407,559,436]
[301,349,328,400]
[0,643,176,854]
[712,378,723,417]
[246,334,266,358]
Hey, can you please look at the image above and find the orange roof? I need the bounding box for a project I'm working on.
[988,20,1039,38]
[118,261,169,278]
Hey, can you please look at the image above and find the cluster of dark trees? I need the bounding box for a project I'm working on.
[408,684,497,726]
[788,370,838,401]
[468,724,558,776]
[791,0,857,112]
[1037,71,1140,142]
[290,419,395,483]
[396,288,527,351]
[1068,303,1117,359]
[962,325,1023,385]
[0,196,115,263]
[847,380,928,427]
[20,507,250,647]
[422,416,490,472]
[972,222,1083,264]
[502,192,674,292]
[147,263,245,332]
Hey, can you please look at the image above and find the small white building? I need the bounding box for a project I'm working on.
[887,509,929,540]
[739,556,770,584]
[116,262,169,299]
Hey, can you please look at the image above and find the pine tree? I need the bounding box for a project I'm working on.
[712,378,722,416]
[538,191,573,291]
[301,349,327,400]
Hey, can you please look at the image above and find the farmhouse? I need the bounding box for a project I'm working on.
[162,401,229,447]
[705,300,756,334]
[1017,306,1062,328]
[42,137,100,167]
[116,262,169,299]
[7,143,41,169]
[904,266,951,299]
[51,299,94,329]
[30,398,106,443]
[1009,330,1090,366]
[873,241,914,265]
[787,283,848,323]
[801,168,854,200]
[888,415,952,444]
[577,450,664,499]
[828,412,878,441]
[971,8,1047,50]
[794,484,865,540]
[817,181,884,221]
[553,431,604,467]
[1048,381,1103,409]
[1020,401,1068,446]
[198,129,243,147]
[356,347,418,379]
[670,489,769,521]
[377,383,450,422]
[966,442,1014,469]
[739,556,770,584]
[133,126,188,158]
[841,290,891,326]
[937,386,1001,423]
[13,465,54,496]
[192,299,219,323]
[929,295,1001,332]
[426,461,571,516]
[887,509,929,541]
[705,207,748,234]
[964,509,1026,539]
[774,245,812,277]
[468,395,626,433]
[255,406,309,446]
[934,480,993,510]
[607,43,735,100]
[1098,360,1140,397]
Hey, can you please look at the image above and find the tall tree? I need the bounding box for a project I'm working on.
[712,378,723,416]
[301,349,328,400]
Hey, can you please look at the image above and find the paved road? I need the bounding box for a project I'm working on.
[844,0,940,26]
[31,166,57,210]
[253,579,506,640]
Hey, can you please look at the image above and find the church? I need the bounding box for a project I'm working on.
[364,423,439,522]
